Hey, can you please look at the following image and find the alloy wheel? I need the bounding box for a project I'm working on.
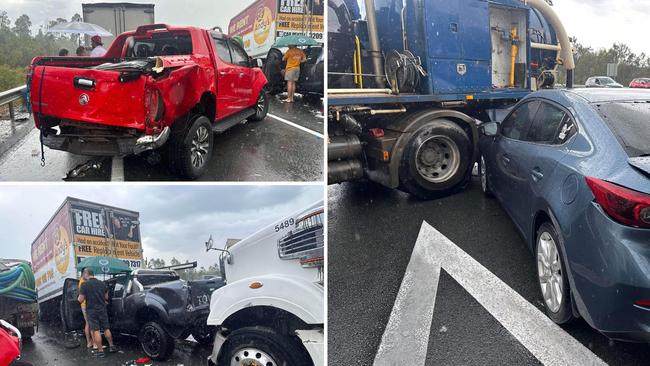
[190,125,210,168]
[537,231,564,313]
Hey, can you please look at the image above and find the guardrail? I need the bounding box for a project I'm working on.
[0,85,28,123]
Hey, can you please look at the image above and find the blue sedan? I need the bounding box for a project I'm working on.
[478,88,650,341]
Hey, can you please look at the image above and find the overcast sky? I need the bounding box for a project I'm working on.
[2,0,649,55]
[0,185,323,268]
[3,0,256,32]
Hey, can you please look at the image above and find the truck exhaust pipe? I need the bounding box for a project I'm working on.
[329,159,364,184]
[363,0,385,87]
[523,0,575,88]
[328,135,363,161]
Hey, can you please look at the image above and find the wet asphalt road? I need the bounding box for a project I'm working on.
[0,94,323,182]
[21,320,211,366]
[327,179,649,365]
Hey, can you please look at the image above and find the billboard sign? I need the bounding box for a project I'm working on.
[70,202,143,269]
[277,0,324,42]
[229,0,278,58]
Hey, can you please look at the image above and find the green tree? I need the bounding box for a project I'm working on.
[0,11,10,31]
[13,14,32,37]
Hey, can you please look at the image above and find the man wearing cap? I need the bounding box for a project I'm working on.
[283,44,306,103]
[90,35,107,57]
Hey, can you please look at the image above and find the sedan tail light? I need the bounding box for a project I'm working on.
[585,177,650,229]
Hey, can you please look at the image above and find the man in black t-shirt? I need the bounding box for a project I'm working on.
[78,268,118,357]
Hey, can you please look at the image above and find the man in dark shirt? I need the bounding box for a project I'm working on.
[78,268,117,357]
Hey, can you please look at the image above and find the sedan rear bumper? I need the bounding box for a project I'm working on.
[568,202,650,341]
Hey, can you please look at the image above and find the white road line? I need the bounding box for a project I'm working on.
[110,156,124,182]
[267,113,324,139]
[374,221,606,366]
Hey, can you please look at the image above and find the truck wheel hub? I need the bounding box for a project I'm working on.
[230,348,276,366]
[415,135,461,183]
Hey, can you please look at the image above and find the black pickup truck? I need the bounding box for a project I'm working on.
[60,269,223,360]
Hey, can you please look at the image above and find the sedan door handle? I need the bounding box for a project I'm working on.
[531,168,544,182]
[219,71,227,76]
[239,73,245,78]
[501,155,511,165]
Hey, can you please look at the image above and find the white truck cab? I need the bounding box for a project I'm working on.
[206,200,324,366]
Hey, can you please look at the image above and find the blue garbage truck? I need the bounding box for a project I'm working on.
[327,0,574,199]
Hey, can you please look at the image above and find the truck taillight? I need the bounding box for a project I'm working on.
[144,87,164,128]
[586,177,650,229]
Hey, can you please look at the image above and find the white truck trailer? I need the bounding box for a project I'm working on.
[82,2,155,46]
[31,197,144,319]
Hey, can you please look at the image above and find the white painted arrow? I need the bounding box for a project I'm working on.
[373,221,606,366]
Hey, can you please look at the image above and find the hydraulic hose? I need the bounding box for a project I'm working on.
[0,263,37,303]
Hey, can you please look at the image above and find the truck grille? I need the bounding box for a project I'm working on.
[278,210,324,260]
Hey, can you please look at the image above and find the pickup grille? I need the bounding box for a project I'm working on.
[278,210,324,260]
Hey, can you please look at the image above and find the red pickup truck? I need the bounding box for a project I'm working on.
[28,24,269,179]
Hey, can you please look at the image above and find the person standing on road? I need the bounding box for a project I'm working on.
[78,268,117,358]
[283,44,306,103]
[78,272,95,350]
[90,35,107,57]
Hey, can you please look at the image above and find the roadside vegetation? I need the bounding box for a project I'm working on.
[0,11,78,90]
[571,38,650,85]
[144,257,222,281]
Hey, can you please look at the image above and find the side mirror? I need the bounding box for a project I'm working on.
[205,235,214,252]
[480,121,500,137]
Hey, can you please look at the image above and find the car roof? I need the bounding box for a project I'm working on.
[562,88,650,103]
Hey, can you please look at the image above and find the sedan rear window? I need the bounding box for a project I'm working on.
[595,102,650,157]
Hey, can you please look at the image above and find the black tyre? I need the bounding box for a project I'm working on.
[138,321,175,361]
[191,324,216,346]
[399,119,472,199]
[217,326,312,366]
[536,222,574,324]
[19,326,34,340]
[478,154,494,197]
[248,89,269,122]
[168,115,213,179]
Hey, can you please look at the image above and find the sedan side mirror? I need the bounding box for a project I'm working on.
[479,121,500,137]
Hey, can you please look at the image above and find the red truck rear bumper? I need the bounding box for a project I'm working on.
[42,126,170,156]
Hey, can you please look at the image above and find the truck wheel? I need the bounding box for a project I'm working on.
[139,321,175,361]
[248,89,269,122]
[168,115,213,179]
[217,326,312,366]
[399,119,472,199]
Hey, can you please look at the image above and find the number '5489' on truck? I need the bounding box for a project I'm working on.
[27,24,269,179]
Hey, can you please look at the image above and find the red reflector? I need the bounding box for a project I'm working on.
[369,128,385,137]
[585,177,650,229]
[634,300,650,308]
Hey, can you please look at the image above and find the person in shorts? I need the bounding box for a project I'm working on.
[78,268,117,357]
[283,44,306,103]
[78,273,94,349]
